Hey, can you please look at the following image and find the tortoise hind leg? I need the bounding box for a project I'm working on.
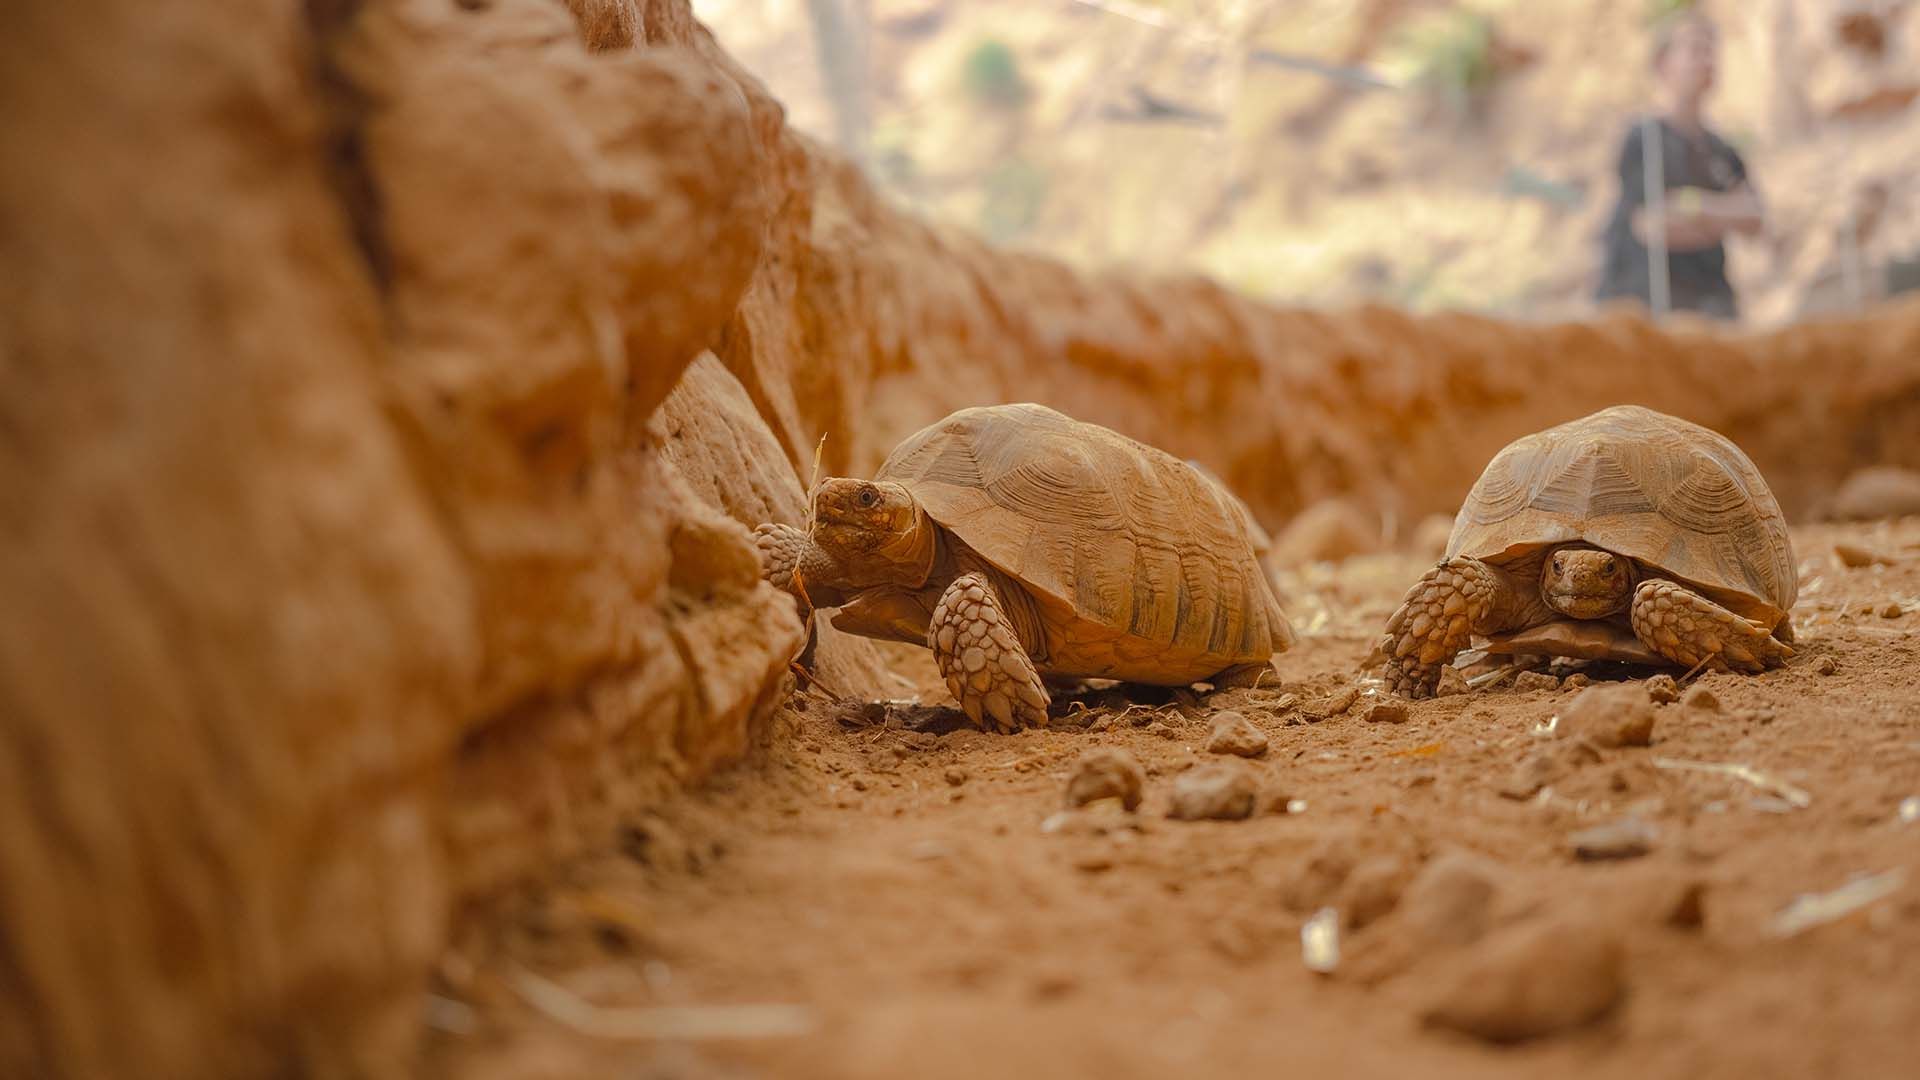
[1380,557,1527,699]
[1209,661,1278,690]
[930,571,1050,733]
[1629,580,1792,674]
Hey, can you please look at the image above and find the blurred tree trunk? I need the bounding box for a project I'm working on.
[806,0,870,167]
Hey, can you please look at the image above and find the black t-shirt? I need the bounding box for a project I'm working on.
[1595,117,1749,318]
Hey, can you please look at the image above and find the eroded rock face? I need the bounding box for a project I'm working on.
[4,0,1920,1077]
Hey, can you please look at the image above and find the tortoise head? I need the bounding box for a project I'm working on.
[812,479,934,587]
[1540,545,1636,619]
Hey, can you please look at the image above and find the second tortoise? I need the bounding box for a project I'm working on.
[1380,405,1796,698]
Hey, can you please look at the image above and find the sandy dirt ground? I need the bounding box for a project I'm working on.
[429,519,1920,1080]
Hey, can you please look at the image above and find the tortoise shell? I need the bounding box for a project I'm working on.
[877,404,1294,683]
[1450,405,1796,627]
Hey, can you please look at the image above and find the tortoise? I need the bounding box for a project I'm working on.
[1379,405,1796,698]
[754,404,1295,731]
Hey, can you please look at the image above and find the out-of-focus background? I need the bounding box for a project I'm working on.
[698,0,1920,325]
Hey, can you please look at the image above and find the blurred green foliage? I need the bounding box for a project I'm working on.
[1402,11,1500,122]
[962,39,1030,109]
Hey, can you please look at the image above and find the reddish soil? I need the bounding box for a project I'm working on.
[431,520,1920,1080]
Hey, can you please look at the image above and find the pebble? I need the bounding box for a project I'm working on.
[1815,656,1838,676]
[1512,671,1561,693]
[1204,711,1270,757]
[1146,721,1181,740]
[1681,685,1721,713]
[1302,687,1359,722]
[943,766,968,787]
[1834,542,1893,568]
[1569,818,1656,861]
[1420,917,1626,1043]
[1644,674,1680,704]
[1168,763,1258,821]
[1562,673,1592,690]
[1363,700,1410,724]
[1063,748,1145,811]
[1558,684,1656,748]
[1882,601,1905,619]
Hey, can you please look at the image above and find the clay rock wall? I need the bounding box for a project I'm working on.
[2,0,1918,1078]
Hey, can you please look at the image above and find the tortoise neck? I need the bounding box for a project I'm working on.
[871,502,938,588]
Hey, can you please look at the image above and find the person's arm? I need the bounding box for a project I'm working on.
[1632,186,1762,249]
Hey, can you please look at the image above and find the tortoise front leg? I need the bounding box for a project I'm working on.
[752,523,850,609]
[929,571,1050,733]
[1629,579,1792,674]
[1380,557,1529,699]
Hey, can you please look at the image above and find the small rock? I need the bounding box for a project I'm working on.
[1562,673,1592,690]
[1569,818,1656,861]
[1204,710,1270,757]
[1063,748,1145,811]
[1680,685,1721,713]
[1273,498,1378,565]
[1512,671,1561,693]
[1146,721,1181,740]
[1302,686,1359,721]
[1815,656,1838,676]
[1168,763,1258,821]
[1559,684,1656,748]
[1882,601,1905,619]
[943,766,968,787]
[1644,674,1679,704]
[1399,852,1503,948]
[1834,542,1893,568]
[1436,666,1470,696]
[1420,917,1625,1043]
[1363,700,1410,724]
[1071,850,1114,873]
[849,776,869,792]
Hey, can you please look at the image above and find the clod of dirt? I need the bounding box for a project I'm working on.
[1064,748,1145,811]
[1834,542,1894,568]
[1436,667,1470,696]
[1283,831,1361,911]
[1816,656,1839,676]
[1168,763,1258,821]
[1563,673,1593,689]
[1341,855,1414,929]
[1681,685,1721,713]
[1399,852,1504,948]
[1147,721,1181,740]
[1882,601,1905,619]
[1570,818,1656,861]
[1420,916,1626,1043]
[1512,671,1561,693]
[1204,710,1270,757]
[943,766,968,787]
[1499,751,1559,800]
[1645,675,1680,704]
[1559,684,1656,748]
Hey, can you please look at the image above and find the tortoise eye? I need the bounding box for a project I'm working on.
[857,486,879,508]
[1603,556,1618,574]
[1552,556,1563,572]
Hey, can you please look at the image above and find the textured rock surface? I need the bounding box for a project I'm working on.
[5,0,1920,1077]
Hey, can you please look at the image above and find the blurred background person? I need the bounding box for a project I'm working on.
[1595,12,1765,320]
